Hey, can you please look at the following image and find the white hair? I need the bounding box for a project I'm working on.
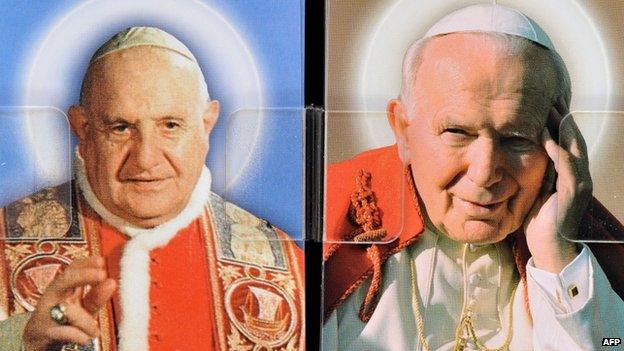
[398,32,571,115]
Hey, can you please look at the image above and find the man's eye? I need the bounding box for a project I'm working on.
[164,121,180,130]
[441,128,471,145]
[111,124,130,133]
[445,128,468,135]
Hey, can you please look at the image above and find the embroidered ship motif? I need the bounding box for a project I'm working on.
[242,286,289,341]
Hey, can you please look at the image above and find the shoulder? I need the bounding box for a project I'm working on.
[1,183,74,240]
[328,145,401,182]
[323,146,426,319]
[204,193,305,349]
[206,192,302,265]
[326,145,404,242]
[0,183,84,316]
[208,192,293,240]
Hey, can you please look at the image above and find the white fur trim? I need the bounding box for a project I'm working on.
[74,150,211,350]
[117,244,151,350]
[74,150,211,238]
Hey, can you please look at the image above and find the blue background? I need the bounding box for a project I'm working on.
[0,0,304,241]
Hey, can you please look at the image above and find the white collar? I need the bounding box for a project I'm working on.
[74,149,212,240]
[74,149,212,351]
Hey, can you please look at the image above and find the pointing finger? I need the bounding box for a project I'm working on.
[64,256,105,270]
[47,268,107,297]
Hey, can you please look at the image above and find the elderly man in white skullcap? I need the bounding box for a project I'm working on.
[0,27,304,351]
[323,4,624,350]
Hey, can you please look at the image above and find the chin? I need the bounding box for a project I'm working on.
[444,219,511,244]
[121,201,181,227]
[124,211,173,228]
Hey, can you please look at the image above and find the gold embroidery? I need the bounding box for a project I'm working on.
[227,328,253,351]
[208,199,303,350]
[224,279,297,349]
[16,200,68,238]
[226,203,262,228]
[230,224,276,267]
[218,263,243,286]
[62,245,89,260]
[244,265,267,281]
[4,244,31,266]
[202,207,228,350]
[242,286,289,340]
[10,254,71,311]
[271,273,296,297]
[284,235,305,348]
[279,337,298,351]
[23,263,61,294]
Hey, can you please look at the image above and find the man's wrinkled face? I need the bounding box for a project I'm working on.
[70,46,217,228]
[390,34,557,244]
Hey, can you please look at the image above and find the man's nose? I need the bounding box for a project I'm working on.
[130,129,161,170]
[465,138,504,188]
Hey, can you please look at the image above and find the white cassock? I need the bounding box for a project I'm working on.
[323,226,624,350]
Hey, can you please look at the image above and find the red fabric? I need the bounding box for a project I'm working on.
[99,219,216,351]
[0,185,305,350]
[323,145,424,318]
[323,144,624,318]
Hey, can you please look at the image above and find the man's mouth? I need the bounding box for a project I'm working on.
[124,177,170,190]
[453,196,507,218]
[127,177,166,181]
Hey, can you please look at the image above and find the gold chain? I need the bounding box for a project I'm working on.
[409,255,516,351]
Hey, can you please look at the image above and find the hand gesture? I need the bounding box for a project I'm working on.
[22,256,116,351]
[523,97,592,273]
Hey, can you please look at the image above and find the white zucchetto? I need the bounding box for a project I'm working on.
[424,4,556,51]
[86,26,210,101]
[90,26,198,63]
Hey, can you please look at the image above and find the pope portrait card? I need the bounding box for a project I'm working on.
[0,1,306,350]
[321,1,624,350]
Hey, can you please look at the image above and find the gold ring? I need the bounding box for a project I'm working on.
[49,303,69,325]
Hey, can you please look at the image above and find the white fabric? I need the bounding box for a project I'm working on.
[75,150,212,351]
[424,4,555,50]
[322,227,624,350]
[75,149,211,239]
[87,26,210,101]
[526,247,624,351]
[527,247,590,313]
[91,26,197,63]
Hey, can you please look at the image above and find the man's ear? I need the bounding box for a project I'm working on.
[387,99,411,163]
[68,105,89,142]
[203,100,219,136]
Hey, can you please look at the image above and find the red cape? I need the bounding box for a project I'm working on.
[323,145,624,319]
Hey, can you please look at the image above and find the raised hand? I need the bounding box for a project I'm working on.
[523,97,592,273]
[22,256,116,351]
